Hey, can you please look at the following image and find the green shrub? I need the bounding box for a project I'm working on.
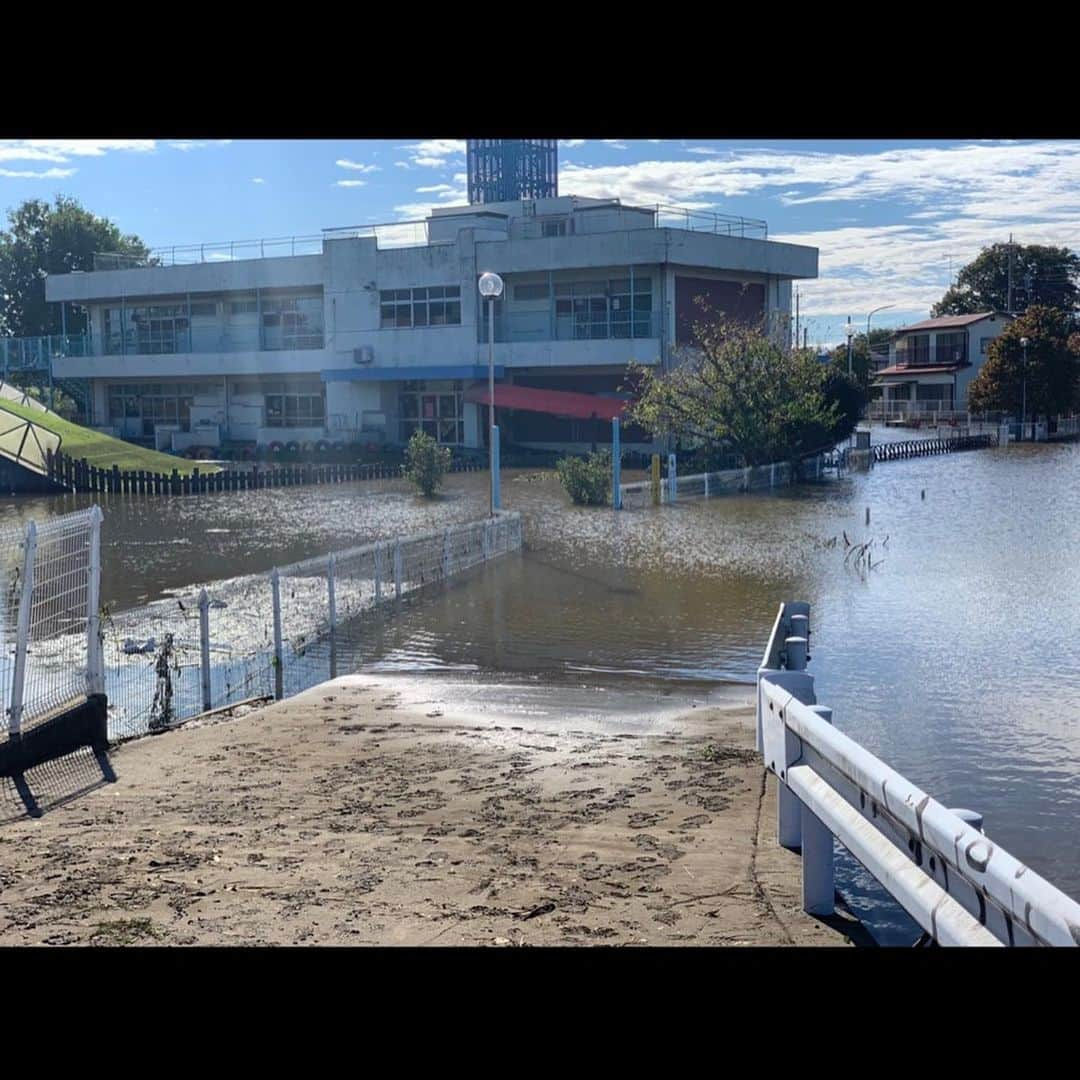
[556,450,611,506]
[403,430,452,497]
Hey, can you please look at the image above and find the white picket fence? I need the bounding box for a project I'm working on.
[757,601,1080,946]
[1,506,103,737]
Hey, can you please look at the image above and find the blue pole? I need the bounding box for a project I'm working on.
[491,425,501,510]
[668,452,677,501]
[612,416,622,509]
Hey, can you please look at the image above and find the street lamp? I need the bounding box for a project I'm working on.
[844,319,857,376]
[1019,335,1029,441]
[478,271,504,515]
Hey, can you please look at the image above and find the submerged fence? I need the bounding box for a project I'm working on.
[757,601,1080,947]
[101,511,523,741]
[873,433,996,462]
[44,449,485,497]
[1,507,102,738]
[619,454,825,510]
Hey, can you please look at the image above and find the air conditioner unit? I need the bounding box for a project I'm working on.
[353,346,374,365]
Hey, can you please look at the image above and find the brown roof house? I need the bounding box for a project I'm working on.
[873,312,1012,418]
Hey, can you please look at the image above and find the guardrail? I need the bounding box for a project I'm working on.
[757,601,1080,946]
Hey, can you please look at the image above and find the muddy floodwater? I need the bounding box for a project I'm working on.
[5,429,1079,944]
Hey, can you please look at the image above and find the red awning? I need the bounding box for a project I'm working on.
[463,384,629,421]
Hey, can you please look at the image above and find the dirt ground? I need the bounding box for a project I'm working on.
[0,675,862,946]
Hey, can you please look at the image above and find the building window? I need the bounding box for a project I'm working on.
[380,286,461,329]
[897,334,930,366]
[189,300,219,317]
[261,294,323,350]
[935,331,966,364]
[514,282,550,301]
[398,380,464,445]
[104,303,190,355]
[230,299,258,315]
[265,392,326,428]
[106,382,217,436]
[550,276,653,340]
[541,220,568,237]
[980,336,994,355]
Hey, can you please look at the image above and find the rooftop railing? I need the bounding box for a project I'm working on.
[89,202,769,273]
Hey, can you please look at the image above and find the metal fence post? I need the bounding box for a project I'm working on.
[393,540,402,602]
[327,555,337,681]
[442,528,452,578]
[199,588,212,712]
[774,671,816,850]
[704,470,710,498]
[9,522,37,737]
[651,453,661,505]
[86,505,105,697]
[668,452,677,502]
[374,545,383,606]
[270,568,284,701]
[802,704,835,915]
[612,417,622,510]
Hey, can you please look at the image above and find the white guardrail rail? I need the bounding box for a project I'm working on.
[757,601,1080,947]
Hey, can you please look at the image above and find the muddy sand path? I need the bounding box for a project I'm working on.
[0,676,858,946]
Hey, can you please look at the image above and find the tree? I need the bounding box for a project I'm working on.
[403,430,452,497]
[556,450,611,506]
[0,195,152,338]
[628,311,844,468]
[967,305,1080,418]
[932,243,1080,321]
[826,329,891,391]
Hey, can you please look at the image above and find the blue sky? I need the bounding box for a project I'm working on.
[4,137,1080,347]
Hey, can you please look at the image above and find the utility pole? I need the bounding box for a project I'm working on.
[1007,234,1015,315]
[803,326,808,350]
[794,288,800,350]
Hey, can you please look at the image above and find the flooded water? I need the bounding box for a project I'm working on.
[5,431,1079,944]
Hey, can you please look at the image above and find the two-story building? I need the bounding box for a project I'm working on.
[36,195,818,456]
[872,312,1012,418]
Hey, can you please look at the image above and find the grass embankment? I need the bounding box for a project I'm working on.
[0,399,216,476]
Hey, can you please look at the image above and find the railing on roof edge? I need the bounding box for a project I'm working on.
[90,203,768,272]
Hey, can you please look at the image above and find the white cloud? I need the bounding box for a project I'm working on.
[416,183,453,194]
[401,139,466,168]
[0,167,77,179]
[552,141,1080,316]
[252,177,266,184]
[395,161,411,169]
[686,147,721,155]
[560,139,586,149]
[0,139,155,163]
[336,179,366,188]
[168,140,232,152]
[602,139,628,151]
[336,158,379,173]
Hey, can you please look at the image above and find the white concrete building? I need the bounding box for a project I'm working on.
[42,196,818,455]
[873,312,1012,417]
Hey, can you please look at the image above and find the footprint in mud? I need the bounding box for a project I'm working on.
[680,814,712,830]
[634,834,686,860]
[628,812,663,829]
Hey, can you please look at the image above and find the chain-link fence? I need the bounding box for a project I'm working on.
[100,511,523,742]
[1,507,102,737]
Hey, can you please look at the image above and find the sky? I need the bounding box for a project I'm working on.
[3,137,1080,347]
